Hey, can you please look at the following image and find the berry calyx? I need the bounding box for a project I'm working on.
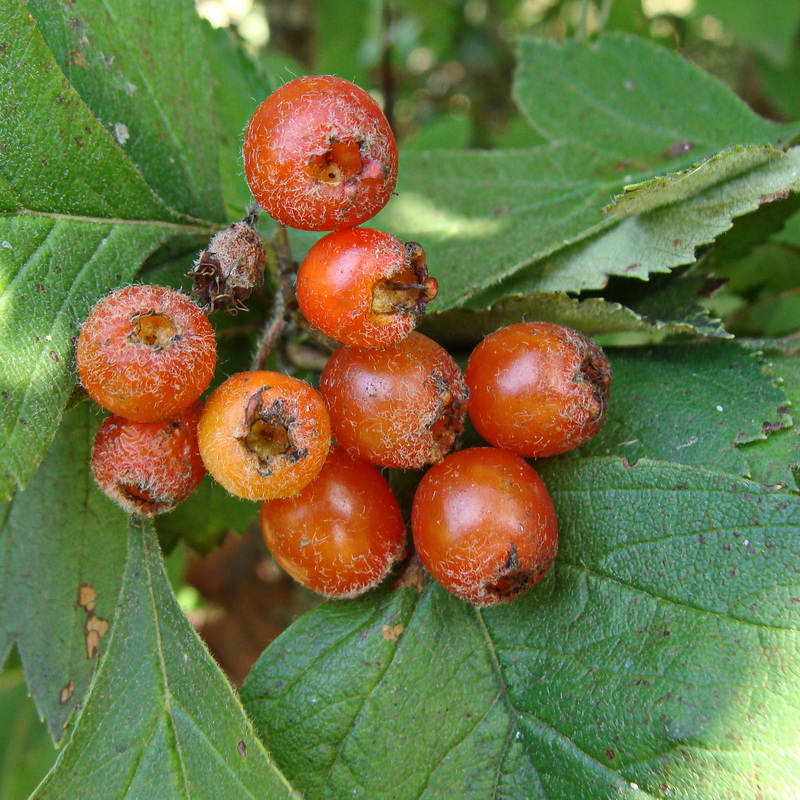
[465,322,611,458]
[260,446,406,599]
[296,228,438,347]
[411,447,558,606]
[91,401,206,517]
[197,371,331,501]
[318,332,468,469]
[243,75,398,231]
[76,285,216,422]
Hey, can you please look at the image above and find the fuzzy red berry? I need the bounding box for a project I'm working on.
[197,371,331,501]
[465,322,611,458]
[318,332,468,469]
[412,447,558,606]
[243,75,398,231]
[76,285,216,422]
[91,401,206,517]
[260,446,406,599]
[296,227,438,348]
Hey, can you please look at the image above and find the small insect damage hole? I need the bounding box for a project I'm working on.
[307,139,364,185]
[118,481,171,516]
[425,377,468,462]
[483,543,535,601]
[128,310,177,351]
[243,389,308,475]
[578,347,612,417]
[371,241,438,323]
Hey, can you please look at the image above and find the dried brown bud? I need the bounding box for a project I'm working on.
[189,216,266,312]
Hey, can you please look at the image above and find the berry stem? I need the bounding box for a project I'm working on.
[252,223,338,372]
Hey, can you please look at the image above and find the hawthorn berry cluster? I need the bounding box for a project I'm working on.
[77,75,611,607]
[76,284,215,516]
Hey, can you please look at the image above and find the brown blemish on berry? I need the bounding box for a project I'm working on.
[483,543,536,601]
[426,375,468,463]
[77,583,109,659]
[307,139,363,185]
[371,241,438,323]
[118,482,170,516]
[243,389,308,475]
[579,346,612,424]
[128,310,177,351]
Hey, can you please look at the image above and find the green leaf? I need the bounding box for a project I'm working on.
[0,0,223,497]
[0,662,58,800]
[513,35,796,156]
[0,1,182,221]
[421,290,726,346]
[738,349,800,489]
[31,517,299,800]
[156,476,257,555]
[0,402,128,742]
[607,145,800,218]
[456,144,800,308]
[382,35,800,312]
[203,24,276,220]
[581,342,790,477]
[242,458,800,800]
[695,0,800,65]
[0,216,185,499]
[23,0,224,222]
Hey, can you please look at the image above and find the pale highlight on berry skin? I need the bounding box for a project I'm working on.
[260,446,407,599]
[318,332,468,469]
[243,75,398,231]
[411,447,558,606]
[296,228,438,348]
[91,401,206,517]
[197,371,331,502]
[465,322,611,458]
[76,285,216,423]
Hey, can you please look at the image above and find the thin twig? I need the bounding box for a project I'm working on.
[251,228,290,370]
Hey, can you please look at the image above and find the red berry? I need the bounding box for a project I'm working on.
[91,401,206,517]
[243,75,398,231]
[260,446,406,599]
[318,332,468,469]
[76,285,216,422]
[412,447,558,606]
[465,322,611,458]
[197,371,331,501]
[296,228,438,347]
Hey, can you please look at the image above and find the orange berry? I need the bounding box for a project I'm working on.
[76,285,216,422]
[91,402,206,517]
[243,75,398,231]
[412,447,558,606]
[465,322,611,458]
[260,447,406,598]
[197,371,331,501]
[296,228,438,347]
[318,332,468,469]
